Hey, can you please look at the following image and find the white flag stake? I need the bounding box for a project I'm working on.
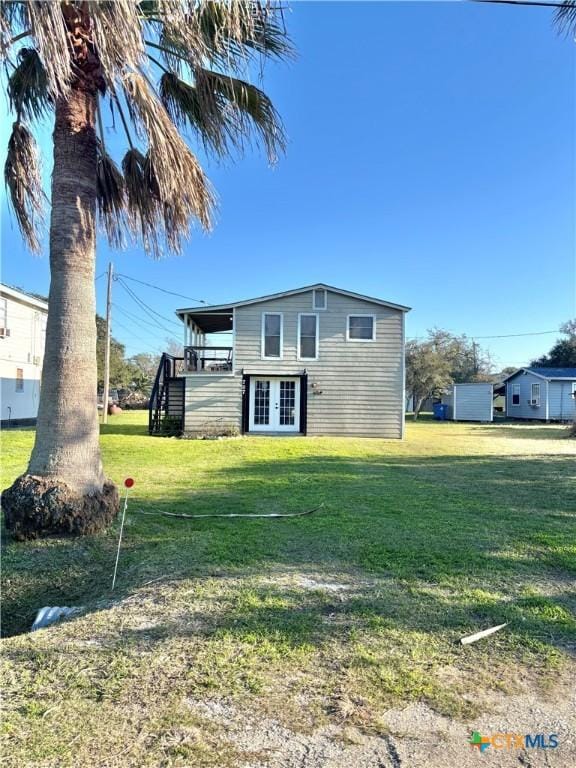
[112,478,134,590]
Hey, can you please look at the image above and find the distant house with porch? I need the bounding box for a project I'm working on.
[503,367,576,421]
[0,284,48,426]
[149,283,410,438]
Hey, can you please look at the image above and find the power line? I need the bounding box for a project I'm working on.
[407,329,560,342]
[115,277,181,334]
[113,302,177,334]
[116,272,208,304]
[117,277,182,328]
[112,318,164,351]
[473,0,568,8]
[472,330,559,340]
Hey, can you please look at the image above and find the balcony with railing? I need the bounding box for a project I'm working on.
[176,304,235,375]
[183,345,233,374]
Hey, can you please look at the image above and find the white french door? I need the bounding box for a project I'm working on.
[249,377,300,432]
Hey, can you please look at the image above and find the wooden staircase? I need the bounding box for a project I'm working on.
[149,353,185,435]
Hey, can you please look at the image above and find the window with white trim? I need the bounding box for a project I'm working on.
[298,313,319,360]
[347,314,375,341]
[511,384,520,406]
[531,382,541,406]
[15,368,24,392]
[313,289,327,310]
[262,313,282,359]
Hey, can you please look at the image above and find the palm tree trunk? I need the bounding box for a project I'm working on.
[2,87,118,539]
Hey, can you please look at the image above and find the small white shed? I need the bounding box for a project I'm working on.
[442,383,493,422]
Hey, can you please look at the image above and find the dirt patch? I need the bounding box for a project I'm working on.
[2,474,119,539]
[187,688,576,768]
[298,578,350,592]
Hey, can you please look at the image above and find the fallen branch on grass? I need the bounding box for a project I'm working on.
[135,504,324,520]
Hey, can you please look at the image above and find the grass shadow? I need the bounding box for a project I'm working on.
[475,424,571,440]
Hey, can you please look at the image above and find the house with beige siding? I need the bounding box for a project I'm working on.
[149,283,410,438]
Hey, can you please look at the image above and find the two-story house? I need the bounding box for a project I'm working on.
[0,284,48,427]
[149,283,410,438]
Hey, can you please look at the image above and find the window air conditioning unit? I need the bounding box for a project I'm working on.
[0,328,10,338]
[529,399,539,406]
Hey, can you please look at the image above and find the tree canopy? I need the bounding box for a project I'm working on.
[531,320,576,368]
[406,329,492,418]
[3,1,293,258]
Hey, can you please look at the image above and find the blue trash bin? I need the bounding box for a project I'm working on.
[433,403,448,421]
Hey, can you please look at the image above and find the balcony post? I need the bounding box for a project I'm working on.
[183,313,189,349]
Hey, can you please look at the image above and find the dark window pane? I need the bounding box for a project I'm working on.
[300,337,316,359]
[265,335,280,357]
[265,314,281,335]
[301,315,317,336]
[349,316,374,339]
[280,380,296,425]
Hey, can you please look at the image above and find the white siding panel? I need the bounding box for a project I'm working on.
[446,383,493,422]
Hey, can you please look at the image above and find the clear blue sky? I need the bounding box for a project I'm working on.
[1,1,574,368]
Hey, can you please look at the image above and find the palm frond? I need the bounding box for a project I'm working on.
[4,121,45,253]
[555,1,576,36]
[151,1,293,72]
[159,71,226,154]
[122,72,214,254]
[0,9,11,60]
[194,1,295,64]
[156,28,190,76]
[195,1,275,57]
[0,1,29,60]
[97,150,126,248]
[25,1,72,97]
[89,0,145,83]
[151,1,205,70]
[122,147,163,257]
[8,48,51,121]
[3,1,290,259]
[160,68,285,162]
[200,68,285,162]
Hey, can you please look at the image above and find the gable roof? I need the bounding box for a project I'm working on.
[503,366,576,382]
[176,283,411,319]
[0,283,49,312]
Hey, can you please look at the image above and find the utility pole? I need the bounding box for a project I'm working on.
[102,262,113,424]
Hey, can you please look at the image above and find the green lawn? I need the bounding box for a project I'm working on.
[2,413,575,766]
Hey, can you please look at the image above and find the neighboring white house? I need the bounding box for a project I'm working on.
[503,367,576,421]
[150,283,410,438]
[0,284,48,426]
[442,382,494,422]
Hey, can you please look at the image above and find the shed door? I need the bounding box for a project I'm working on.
[249,378,300,432]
